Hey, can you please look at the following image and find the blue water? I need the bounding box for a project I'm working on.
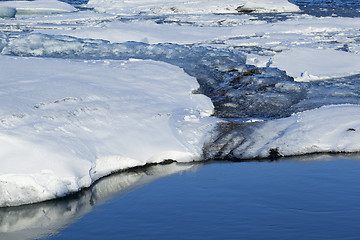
[39,155,360,240]
[290,0,360,17]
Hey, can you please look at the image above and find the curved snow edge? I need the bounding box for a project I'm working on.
[0,153,200,208]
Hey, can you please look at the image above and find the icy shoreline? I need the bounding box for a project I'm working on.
[1,0,360,207]
[0,56,217,207]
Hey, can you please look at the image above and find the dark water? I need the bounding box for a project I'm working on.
[2,155,360,240]
[290,0,360,17]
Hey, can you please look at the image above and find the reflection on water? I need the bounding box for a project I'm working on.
[2,154,360,240]
[0,162,200,240]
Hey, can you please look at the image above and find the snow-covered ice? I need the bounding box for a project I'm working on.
[272,48,360,81]
[0,0,360,207]
[0,0,76,16]
[205,105,360,159]
[87,0,300,14]
[237,0,300,13]
[0,55,216,207]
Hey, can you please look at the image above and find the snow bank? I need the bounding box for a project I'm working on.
[87,0,299,14]
[272,48,360,81]
[0,0,76,16]
[228,105,360,159]
[0,56,217,207]
[237,0,300,13]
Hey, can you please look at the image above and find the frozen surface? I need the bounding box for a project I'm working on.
[0,56,216,207]
[0,0,76,16]
[237,0,300,13]
[205,105,360,159]
[272,48,360,81]
[87,0,300,14]
[0,0,360,207]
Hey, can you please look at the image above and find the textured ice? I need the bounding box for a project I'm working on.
[0,6,16,18]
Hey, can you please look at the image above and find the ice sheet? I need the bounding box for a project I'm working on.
[87,0,300,14]
[0,56,217,207]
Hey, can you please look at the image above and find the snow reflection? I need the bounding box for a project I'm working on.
[0,162,199,240]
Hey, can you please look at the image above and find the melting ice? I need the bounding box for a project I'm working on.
[0,0,360,207]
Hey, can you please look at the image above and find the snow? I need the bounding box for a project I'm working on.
[271,48,360,81]
[232,105,360,158]
[0,56,216,207]
[0,0,76,16]
[0,0,360,207]
[237,0,300,13]
[87,0,300,14]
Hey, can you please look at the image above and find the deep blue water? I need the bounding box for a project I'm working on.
[40,156,360,240]
[290,0,360,17]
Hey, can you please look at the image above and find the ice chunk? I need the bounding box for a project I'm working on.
[237,0,301,13]
[0,55,217,207]
[0,0,77,16]
[0,6,16,18]
[205,104,360,159]
[271,48,360,81]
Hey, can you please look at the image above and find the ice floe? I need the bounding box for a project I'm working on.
[237,0,300,13]
[0,56,216,207]
[0,0,76,16]
[205,105,360,159]
[271,48,360,81]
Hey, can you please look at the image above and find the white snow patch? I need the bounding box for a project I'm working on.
[271,48,360,81]
[86,0,299,15]
[234,105,360,158]
[0,0,76,16]
[238,0,300,13]
[0,56,217,207]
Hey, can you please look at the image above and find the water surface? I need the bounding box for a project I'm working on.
[2,155,360,240]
